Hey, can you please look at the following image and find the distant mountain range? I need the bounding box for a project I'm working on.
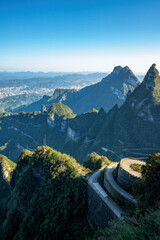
[0,73,107,87]
[0,71,101,81]
[0,64,159,163]
[15,66,140,114]
[0,71,144,82]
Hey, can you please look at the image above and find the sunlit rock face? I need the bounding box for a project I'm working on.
[47,116,55,128]
[128,64,160,122]
[67,127,80,142]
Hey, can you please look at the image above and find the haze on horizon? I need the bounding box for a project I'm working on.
[1,0,160,74]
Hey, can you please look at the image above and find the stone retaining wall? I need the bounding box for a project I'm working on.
[88,158,145,229]
[88,170,124,229]
[117,158,146,191]
[104,162,137,206]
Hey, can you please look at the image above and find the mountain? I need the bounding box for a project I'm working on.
[0,155,16,228]
[0,72,106,113]
[45,64,160,161]
[0,66,160,240]
[14,89,77,114]
[125,63,160,120]
[48,102,76,120]
[0,154,16,182]
[0,147,91,240]
[0,71,106,81]
[0,105,99,162]
[80,63,160,160]
[0,150,160,240]
[14,66,140,114]
[61,65,139,114]
[0,64,159,163]
[0,71,63,81]
[0,93,41,112]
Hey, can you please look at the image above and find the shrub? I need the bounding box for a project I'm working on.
[83,152,111,171]
[134,153,160,211]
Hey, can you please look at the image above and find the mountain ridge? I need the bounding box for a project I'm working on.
[13,65,140,114]
[0,64,159,163]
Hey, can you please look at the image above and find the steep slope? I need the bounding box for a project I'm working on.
[0,154,16,182]
[0,155,16,229]
[0,93,41,113]
[0,106,99,162]
[0,147,90,240]
[123,63,160,121]
[91,152,160,240]
[12,72,107,113]
[48,102,76,120]
[14,89,77,113]
[14,66,139,114]
[55,65,139,114]
[86,64,160,160]
[0,65,159,163]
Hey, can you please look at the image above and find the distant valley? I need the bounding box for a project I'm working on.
[0,72,106,112]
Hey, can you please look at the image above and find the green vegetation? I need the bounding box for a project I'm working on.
[0,155,16,230]
[91,153,160,240]
[0,112,7,118]
[83,152,111,171]
[0,146,91,240]
[151,65,160,104]
[0,154,16,183]
[88,108,98,113]
[48,102,76,120]
[0,146,160,240]
[0,65,160,164]
[69,110,98,132]
[134,153,160,211]
[0,142,8,151]
[92,210,160,240]
[46,66,139,115]
[131,164,143,173]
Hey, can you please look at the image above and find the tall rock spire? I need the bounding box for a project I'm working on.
[142,64,159,89]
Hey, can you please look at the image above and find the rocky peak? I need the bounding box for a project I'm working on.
[143,64,159,89]
[103,65,139,84]
[113,66,122,74]
[113,65,132,75]
[123,66,130,71]
[127,64,160,122]
[123,66,134,75]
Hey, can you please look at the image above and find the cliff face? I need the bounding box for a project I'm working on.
[124,64,160,122]
[92,64,160,160]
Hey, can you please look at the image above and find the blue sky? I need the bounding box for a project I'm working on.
[1,0,160,72]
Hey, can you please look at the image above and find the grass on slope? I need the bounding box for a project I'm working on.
[0,154,16,183]
[48,102,76,120]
